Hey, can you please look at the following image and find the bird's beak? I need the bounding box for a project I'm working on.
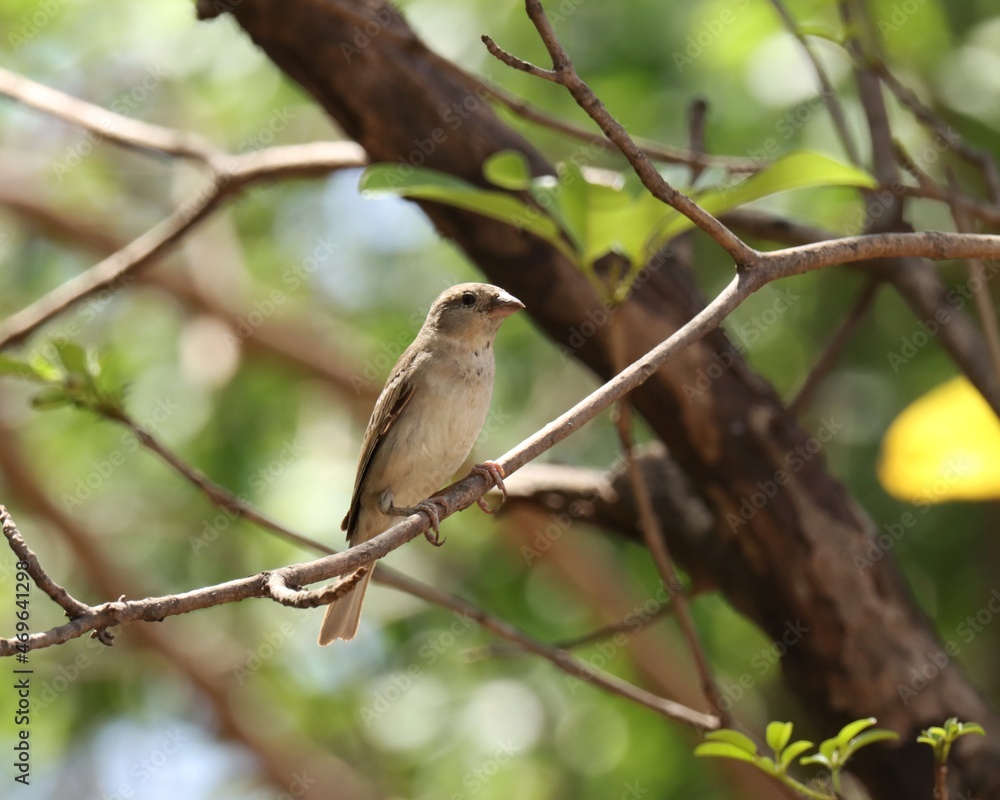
[486,289,524,319]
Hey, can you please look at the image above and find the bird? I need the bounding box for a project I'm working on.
[318,283,524,644]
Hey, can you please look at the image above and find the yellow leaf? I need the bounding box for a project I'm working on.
[879,377,1000,502]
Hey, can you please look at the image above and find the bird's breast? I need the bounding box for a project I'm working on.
[374,344,495,508]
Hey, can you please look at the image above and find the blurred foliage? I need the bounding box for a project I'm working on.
[0,0,999,798]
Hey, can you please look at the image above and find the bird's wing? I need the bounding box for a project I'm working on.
[342,347,420,543]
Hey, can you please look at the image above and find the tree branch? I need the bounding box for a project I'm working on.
[483,0,755,265]
[0,68,366,349]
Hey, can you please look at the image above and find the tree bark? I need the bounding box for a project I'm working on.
[195,1,1000,797]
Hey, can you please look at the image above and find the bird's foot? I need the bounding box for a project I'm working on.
[389,498,448,547]
[472,460,507,515]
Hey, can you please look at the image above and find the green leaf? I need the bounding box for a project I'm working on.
[842,729,899,759]
[52,339,90,376]
[781,739,815,767]
[359,164,577,261]
[30,387,73,409]
[0,355,46,382]
[703,729,758,754]
[800,753,832,768]
[835,717,877,748]
[694,742,756,763]
[532,162,651,272]
[483,150,532,190]
[957,723,985,737]
[766,721,793,754]
[647,150,876,248]
[530,170,583,256]
[756,755,779,775]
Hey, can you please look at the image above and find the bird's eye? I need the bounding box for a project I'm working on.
[461,292,476,307]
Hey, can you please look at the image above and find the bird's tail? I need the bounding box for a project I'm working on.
[317,569,373,645]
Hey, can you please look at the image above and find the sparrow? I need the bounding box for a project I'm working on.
[318,283,524,644]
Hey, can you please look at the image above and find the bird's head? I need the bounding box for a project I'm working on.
[426,283,524,341]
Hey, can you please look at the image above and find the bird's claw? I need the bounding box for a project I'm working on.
[388,497,448,546]
[472,460,507,515]
[416,499,447,546]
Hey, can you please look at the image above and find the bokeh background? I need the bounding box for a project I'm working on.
[0,0,998,797]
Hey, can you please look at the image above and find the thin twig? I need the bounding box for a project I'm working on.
[1,505,90,618]
[687,97,709,185]
[789,279,881,414]
[0,68,365,349]
[0,140,365,349]
[0,66,218,163]
[555,605,674,649]
[481,81,760,174]
[0,444,376,796]
[841,0,898,211]
[0,500,716,729]
[935,759,949,800]
[482,1,756,265]
[946,173,1000,382]
[724,208,1000,415]
[266,569,368,608]
[895,184,1000,228]
[101,407,327,553]
[0,190,377,403]
[768,0,861,165]
[872,59,1000,204]
[608,311,728,724]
